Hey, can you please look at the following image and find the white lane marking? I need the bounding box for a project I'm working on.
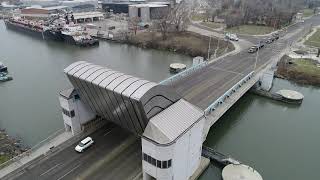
[56,164,81,180]
[103,129,113,136]
[40,163,62,176]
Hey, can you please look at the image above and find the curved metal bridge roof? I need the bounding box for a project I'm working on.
[64,61,180,134]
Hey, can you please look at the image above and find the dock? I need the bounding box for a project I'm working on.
[202,146,263,180]
[250,88,303,104]
[202,146,240,166]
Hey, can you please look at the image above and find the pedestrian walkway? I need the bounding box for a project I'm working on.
[187,24,253,63]
[0,131,73,179]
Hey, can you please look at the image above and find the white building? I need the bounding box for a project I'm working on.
[59,88,96,135]
[142,99,205,180]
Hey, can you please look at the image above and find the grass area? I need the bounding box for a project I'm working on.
[277,56,320,86]
[200,22,222,29]
[293,59,320,75]
[226,25,274,35]
[305,28,320,48]
[129,31,234,58]
[0,155,11,164]
[302,8,314,17]
[190,13,207,21]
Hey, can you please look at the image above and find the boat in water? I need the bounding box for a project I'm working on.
[5,17,99,46]
[4,17,45,38]
[0,62,12,82]
[0,72,13,82]
[59,24,99,46]
[0,62,8,73]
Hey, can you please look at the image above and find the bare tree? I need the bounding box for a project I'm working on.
[128,17,140,35]
[152,1,191,40]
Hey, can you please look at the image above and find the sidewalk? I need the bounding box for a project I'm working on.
[0,131,73,179]
[187,24,253,60]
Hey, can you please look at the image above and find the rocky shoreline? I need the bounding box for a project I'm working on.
[0,129,28,164]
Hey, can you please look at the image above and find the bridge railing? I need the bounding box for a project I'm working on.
[205,71,254,115]
[159,61,208,85]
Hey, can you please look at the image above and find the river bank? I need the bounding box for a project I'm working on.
[275,55,320,86]
[0,130,27,164]
[125,31,234,58]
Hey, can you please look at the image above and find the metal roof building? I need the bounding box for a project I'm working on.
[143,99,204,144]
[64,61,180,135]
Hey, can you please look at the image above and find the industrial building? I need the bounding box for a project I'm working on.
[101,0,176,14]
[20,6,68,19]
[59,61,206,180]
[128,3,168,22]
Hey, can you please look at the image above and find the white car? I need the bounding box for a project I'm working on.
[225,33,239,41]
[75,137,94,153]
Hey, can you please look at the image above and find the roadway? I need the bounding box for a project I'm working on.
[5,124,141,180]
[170,15,320,110]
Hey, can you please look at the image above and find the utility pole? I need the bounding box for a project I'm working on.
[254,42,260,71]
[207,36,212,61]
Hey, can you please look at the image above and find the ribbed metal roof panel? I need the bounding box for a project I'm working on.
[67,62,91,75]
[122,80,150,98]
[92,70,117,86]
[143,99,204,144]
[80,66,103,81]
[100,72,124,88]
[86,68,110,82]
[64,61,86,73]
[131,82,157,100]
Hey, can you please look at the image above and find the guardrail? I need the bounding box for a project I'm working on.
[159,61,208,85]
[205,71,254,115]
[0,128,64,169]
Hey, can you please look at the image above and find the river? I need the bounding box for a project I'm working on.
[0,20,319,180]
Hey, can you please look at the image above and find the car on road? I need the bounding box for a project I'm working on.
[75,137,94,153]
[265,37,274,44]
[272,33,279,40]
[225,33,239,41]
[248,41,265,53]
[248,45,259,53]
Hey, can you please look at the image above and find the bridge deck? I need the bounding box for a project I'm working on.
[170,41,287,110]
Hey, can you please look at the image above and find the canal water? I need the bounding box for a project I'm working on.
[0,20,192,146]
[0,20,319,180]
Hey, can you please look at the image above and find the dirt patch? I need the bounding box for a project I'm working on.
[276,55,320,86]
[126,31,234,58]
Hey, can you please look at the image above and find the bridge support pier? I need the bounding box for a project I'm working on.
[258,70,274,91]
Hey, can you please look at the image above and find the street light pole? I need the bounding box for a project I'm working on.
[254,42,260,71]
[207,36,212,61]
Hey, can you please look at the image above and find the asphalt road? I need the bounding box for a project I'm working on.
[6,124,141,180]
[171,15,320,110]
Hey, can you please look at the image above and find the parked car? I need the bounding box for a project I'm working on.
[248,46,258,53]
[257,41,265,48]
[265,37,274,44]
[225,33,239,41]
[75,137,94,153]
[272,33,279,40]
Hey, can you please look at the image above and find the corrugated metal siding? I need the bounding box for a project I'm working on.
[64,61,180,134]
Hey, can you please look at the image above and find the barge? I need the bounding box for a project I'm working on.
[5,17,99,47]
